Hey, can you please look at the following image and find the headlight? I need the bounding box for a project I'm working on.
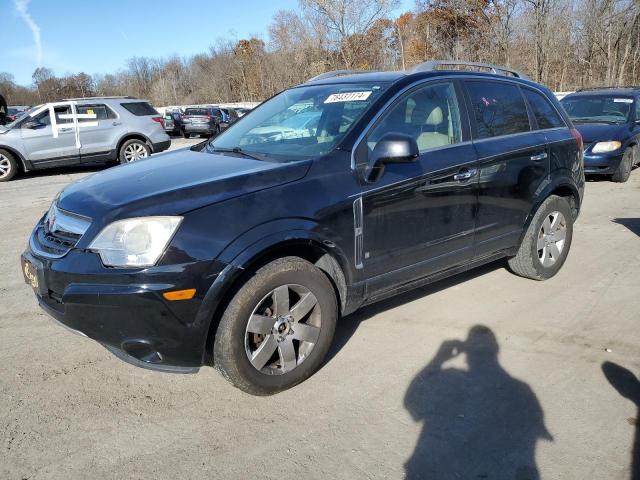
[89,216,182,267]
[591,141,622,153]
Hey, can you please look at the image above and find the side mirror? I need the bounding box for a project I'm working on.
[22,120,43,129]
[366,132,419,181]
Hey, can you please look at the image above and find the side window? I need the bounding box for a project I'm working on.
[76,104,116,122]
[367,82,462,152]
[31,106,72,126]
[466,81,531,139]
[522,88,564,129]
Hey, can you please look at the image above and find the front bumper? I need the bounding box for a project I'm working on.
[583,151,623,175]
[21,237,233,373]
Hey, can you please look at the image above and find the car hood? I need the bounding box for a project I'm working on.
[58,149,311,222]
[573,123,629,143]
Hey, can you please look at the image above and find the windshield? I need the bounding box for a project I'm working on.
[206,82,388,161]
[561,95,633,124]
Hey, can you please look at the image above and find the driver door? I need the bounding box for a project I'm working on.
[21,102,80,165]
[355,81,478,292]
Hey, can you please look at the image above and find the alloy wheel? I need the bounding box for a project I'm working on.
[537,211,567,267]
[123,143,148,162]
[0,154,12,179]
[244,284,321,375]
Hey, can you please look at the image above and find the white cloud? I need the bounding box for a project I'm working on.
[13,0,42,67]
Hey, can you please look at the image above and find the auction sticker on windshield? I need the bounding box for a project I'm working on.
[613,98,633,103]
[325,91,372,103]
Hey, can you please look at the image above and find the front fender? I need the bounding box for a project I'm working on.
[218,218,354,283]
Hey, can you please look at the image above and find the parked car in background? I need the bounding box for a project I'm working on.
[163,109,184,136]
[560,87,640,182]
[235,107,252,117]
[0,96,170,181]
[7,105,31,123]
[220,107,239,127]
[181,106,224,138]
[21,61,584,395]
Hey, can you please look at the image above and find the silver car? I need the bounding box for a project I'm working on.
[0,96,171,181]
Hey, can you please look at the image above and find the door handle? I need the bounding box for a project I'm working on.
[453,168,478,181]
[530,152,548,161]
[58,127,73,132]
[112,122,122,126]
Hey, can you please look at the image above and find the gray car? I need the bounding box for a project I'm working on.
[0,96,171,181]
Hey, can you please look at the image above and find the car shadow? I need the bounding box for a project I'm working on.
[613,218,640,237]
[325,259,507,365]
[13,163,110,182]
[602,362,640,480]
[403,325,552,479]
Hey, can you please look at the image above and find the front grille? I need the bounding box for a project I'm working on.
[31,205,91,258]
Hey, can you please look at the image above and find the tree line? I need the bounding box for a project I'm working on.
[2,0,639,107]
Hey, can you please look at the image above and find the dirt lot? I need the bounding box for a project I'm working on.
[1,141,639,479]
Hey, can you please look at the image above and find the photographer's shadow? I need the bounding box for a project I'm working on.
[404,325,552,480]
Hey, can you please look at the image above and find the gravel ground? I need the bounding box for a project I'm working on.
[1,142,639,479]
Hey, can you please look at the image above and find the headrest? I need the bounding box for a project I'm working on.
[425,107,443,126]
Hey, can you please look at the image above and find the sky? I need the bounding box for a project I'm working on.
[1,0,414,86]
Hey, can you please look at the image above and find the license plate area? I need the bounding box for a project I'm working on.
[21,254,47,296]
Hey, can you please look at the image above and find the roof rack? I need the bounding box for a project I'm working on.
[306,70,368,83]
[62,96,137,101]
[410,60,529,79]
[576,86,640,92]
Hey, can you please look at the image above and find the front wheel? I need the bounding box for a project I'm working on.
[0,149,18,182]
[508,195,574,280]
[611,147,634,183]
[214,257,337,395]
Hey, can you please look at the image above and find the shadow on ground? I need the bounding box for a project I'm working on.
[602,362,640,480]
[402,325,552,479]
[613,218,640,237]
[326,259,506,364]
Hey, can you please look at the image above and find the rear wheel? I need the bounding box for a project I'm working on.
[214,257,337,395]
[0,149,18,182]
[119,139,150,164]
[508,195,573,280]
[611,147,633,183]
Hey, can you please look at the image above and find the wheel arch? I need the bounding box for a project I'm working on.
[519,176,581,246]
[200,235,350,366]
[116,133,152,157]
[0,144,30,172]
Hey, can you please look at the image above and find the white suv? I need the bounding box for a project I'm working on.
[0,96,171,181]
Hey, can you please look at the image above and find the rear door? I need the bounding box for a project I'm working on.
[76,103,119,160]
[463,79,549,257]
[21,102,80,165]
[356,80,478,289]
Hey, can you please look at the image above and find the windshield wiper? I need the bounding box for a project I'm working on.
[209,146,267,161]
[571,117,618,125]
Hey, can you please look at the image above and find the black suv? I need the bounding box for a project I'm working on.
[21,61,584,395]
[560,87,640,182]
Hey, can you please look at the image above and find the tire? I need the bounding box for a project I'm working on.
[508,195,573,280]
[182,130,190,139]
[214,256,338,395]
[0,149,18,182]
[611,147,633,183]
[119,139,150,164]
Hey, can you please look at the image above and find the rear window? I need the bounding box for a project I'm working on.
[120,102,158,116]
[522,88,564,129]
[185,108,209,116]
[466,81,531,139]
